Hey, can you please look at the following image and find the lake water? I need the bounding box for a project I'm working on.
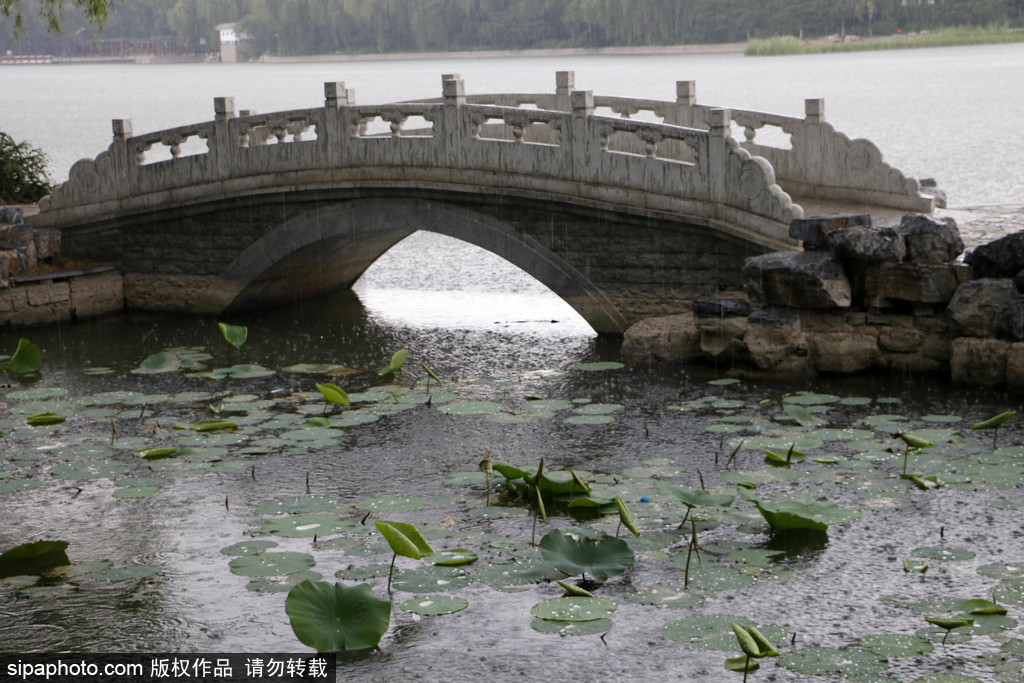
[2,46,1024,681]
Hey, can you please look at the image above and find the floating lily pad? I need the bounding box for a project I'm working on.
[206,364,275,379]
[261,514,356,538]
[220,540,279,556]
[538,529,634,582]
[576,362,624,371]
[246,570,323,593]
[778,646,888,677]
[132,351,182,374]
[677,565,757,591]
[531,596,616,622]
[522,399,574,412]
[400,595,469,616]
[228,552,315,577]
[912,546,976,562]
[572,403,624,415]
[0,479,42,493]
[355,495,431,512]
[437,401,504,415]
[286,580,390,651]
[391,566,471,593]
[474,556,559,589]
[783,393,841,405]
[112,486,160,498]
[861,633,934,657]
[708,379,741,386]
[7,387,68,400]
[663,615,785,651]
[428,549,478,566]
[0,540,69,578]
[531,617,612,635]
[50,461,129,480]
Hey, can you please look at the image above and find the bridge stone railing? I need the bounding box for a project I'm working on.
[38,74,809,248]
[449,72,934,212]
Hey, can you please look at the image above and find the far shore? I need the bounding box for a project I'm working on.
[256,42,748,64]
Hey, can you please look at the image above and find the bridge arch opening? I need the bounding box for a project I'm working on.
[352,230,595,335]
[213,197,628,335]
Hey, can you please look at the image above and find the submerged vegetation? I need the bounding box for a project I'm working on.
[2,326,1024,679]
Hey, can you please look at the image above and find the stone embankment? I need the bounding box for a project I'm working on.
[623,205,1024,391]
[0,206,122,325]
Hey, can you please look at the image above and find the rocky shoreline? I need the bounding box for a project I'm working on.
[624,205,1024,391]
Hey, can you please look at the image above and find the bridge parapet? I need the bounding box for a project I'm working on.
[38,75,802,248]
[450,73,934,212]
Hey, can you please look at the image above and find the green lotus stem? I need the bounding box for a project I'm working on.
[743,655,749,683]
[387,552,397,592]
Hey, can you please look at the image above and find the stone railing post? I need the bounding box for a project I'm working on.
[805,98,825,123]
[707,108,731,204]
[212,96,236,180]
[441,75,465,167]
[324,82,352,166]
[569,90,595,183]
[555,71,575,111]
[111,119,133,198]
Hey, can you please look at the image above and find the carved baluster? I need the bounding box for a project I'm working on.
[744,127,757,143]
[381,109,407,138]
[287,119,309,142]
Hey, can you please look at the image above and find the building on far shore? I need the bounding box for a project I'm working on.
[218,23,255,62]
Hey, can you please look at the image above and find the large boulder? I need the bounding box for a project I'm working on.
[0,206,24,225]
[990,299,1024,341]
[693,297,750,337]
[789,214,872,251]
[825,226,906,263]
[743,307,807,371]
[621,312,702,362]
[743,252,851,309]
[863,262,968,307]
[897,214,964,264]
[947,279,1018,337]
[950,337,1008,386]
[966,231,1024,279]
[807,332,881,374]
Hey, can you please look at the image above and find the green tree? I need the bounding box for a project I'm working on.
[0,132,52,204]
[0,0,112,35]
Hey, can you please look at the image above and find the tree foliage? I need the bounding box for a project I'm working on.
[0,132,51,204]
[2,0,1022,56]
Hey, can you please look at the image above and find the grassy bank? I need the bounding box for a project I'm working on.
[746,25,1024,56]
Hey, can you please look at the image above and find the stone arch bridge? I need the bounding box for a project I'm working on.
[31,72,935,334]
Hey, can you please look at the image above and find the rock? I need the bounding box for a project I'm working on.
[1007,343,1024,394]
[950,337,1008,386]
[878,327,926,353]
[825,226,906,263]
[743,307,805,370]
[33,229,61,261]
[789,214,872,251]
[919,178,947,209]
[0,206,24,225]
[700,330,749,362]
[743,251,851,309]
[621,311,702,362]
[947,279,1017,336]
[693,298,750,336]
[897,214,963,264]
[807,332,881,374]
[990,299,1024,341]
[692,297,751,319]
[966,231,1024,279]
[863,262,969,307]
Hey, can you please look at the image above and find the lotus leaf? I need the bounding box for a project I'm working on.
[663,615,784,652]
[576,361,624,371]
[860,633,934,657]
[220,540,279,556]
[26,412,65,426]
[206,364,275,379]
[374,520,433,560]
[228,552,315,577]
[391,566,471,593]
[778,646,888,677]
[217,322,248,349]
[8,338,41,375]
[286,580,391,651]
[379,349,409,377]
[400,595,469,616]
[531,617,612,636]
[437,401,504,415]
[0,540,69,578]
[531,596,617,622]
[315,383,349,406]
[262,514,356,538]
[132,352,182,374]
[654,481,734,509]
[428,549,478,566]
[538,529,634,582]
[744,494,860,531]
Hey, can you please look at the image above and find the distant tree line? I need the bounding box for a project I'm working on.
[3,0,1023,56]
